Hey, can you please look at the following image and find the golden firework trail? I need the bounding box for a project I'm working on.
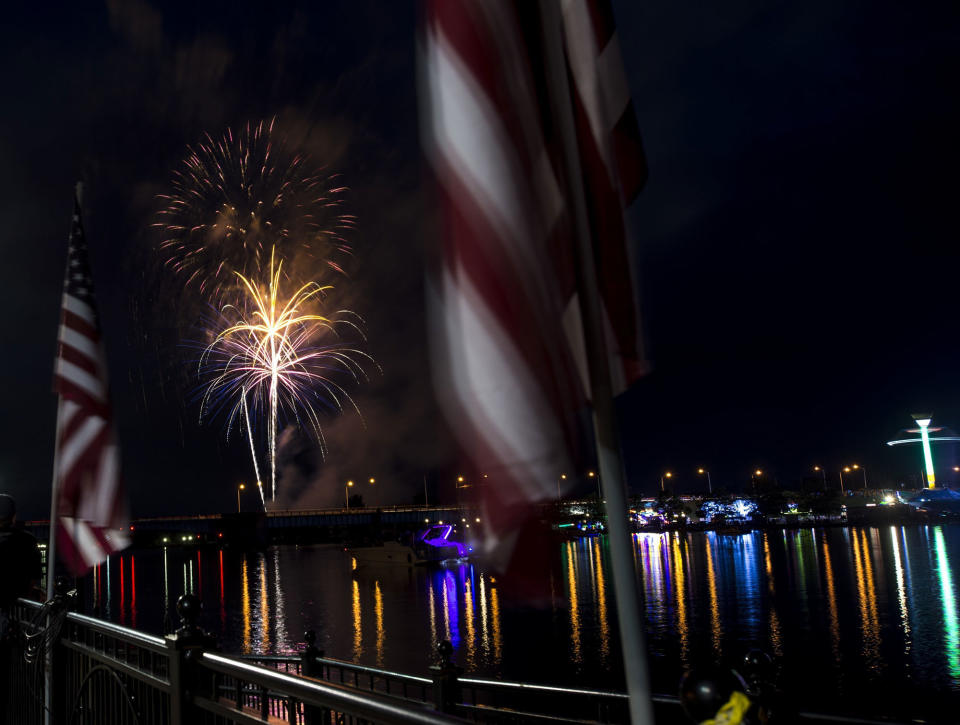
[155,119,355,298]
[200,248,372,504]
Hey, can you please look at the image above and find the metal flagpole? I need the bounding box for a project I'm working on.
[44,181,82,725]
[45,397,61,600]
[43,400,62,725]
[539,5,654,723]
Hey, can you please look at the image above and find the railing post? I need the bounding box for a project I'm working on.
[301,629,324,678]
[429,639,462,714]
[47,577,75,725]
[165,594,217,723]
[301,629,327,725]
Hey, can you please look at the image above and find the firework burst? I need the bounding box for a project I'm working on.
[199,248,373,505]
[155,118,355,298]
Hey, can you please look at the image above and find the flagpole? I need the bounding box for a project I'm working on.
[45,398,61,603]
[45,182,82,725]
[539,4,654,723]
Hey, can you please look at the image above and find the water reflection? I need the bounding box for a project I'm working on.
[852,529,881,673]
[705,535,721,656]
[671,534,689,668]
[131,556,137,629]
[820,535,841,666]
[352,578,363,659]
[427,577,437,650]
[80,527,960,719]
[591,537,610,665]
[219,550,225,627]
[489,578,502,664]
[762,535,782,658]
[374,580,385,667]
[564,541,582,664]
[119,556,125,623]
[241,556,251,652]
[463,573,475,670]
[441,571,454,644]
[933,528,959,680]
[478,571,489,660]
[272,549,288,652]
[889,527,911,659]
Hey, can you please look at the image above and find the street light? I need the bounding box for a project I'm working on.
[369,477,377,506]
[697,468,712,495]
[751,469,763,495]
[587,470,600,501]
[813,466,827,491]
[660,471,673,493]
[345,480,354,509]
[237,483,245,513]
[850,464,867,490]
[455,475,471,509]
[557,473,567,503]
[840,467,849,494]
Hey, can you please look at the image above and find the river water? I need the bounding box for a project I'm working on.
[80,524,960,721]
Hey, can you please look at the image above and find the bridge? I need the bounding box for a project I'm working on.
[24,504,483,548]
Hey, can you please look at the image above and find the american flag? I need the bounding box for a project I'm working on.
[52,193,129,575]
[421,0,646,563]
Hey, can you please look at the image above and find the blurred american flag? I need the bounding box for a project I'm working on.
[421,0,646,569]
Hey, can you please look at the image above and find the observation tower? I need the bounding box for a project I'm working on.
[885,413,960,489]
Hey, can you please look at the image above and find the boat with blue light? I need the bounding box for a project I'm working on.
[349,524,471,567]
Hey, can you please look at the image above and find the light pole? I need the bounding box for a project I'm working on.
[369,477,376,507]
[840,468,848,494]
[456,475,472,509]
[237,483,245,513]
[345,480,354,509]
[660,471,673,493]
[697,468,712,495]
[813,466,827,491]
[557,473,567,503]
[851,464,867,490]
[588,470,598,500]
[751,469,762,496]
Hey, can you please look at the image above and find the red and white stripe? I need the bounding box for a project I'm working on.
[53,211,129,575]
[562,0,648,392]
[421,0,647,561]
[422,1,585,559]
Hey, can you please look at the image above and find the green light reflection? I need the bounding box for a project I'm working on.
[934,527,959,680]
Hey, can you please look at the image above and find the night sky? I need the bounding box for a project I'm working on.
[2,0,958,519]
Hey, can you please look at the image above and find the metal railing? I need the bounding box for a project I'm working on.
[6,595,462,725]
[6,594,920,725]
[245,645,918,725]
[244,649,641,723]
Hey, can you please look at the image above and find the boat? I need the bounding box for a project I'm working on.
[551,518,604,537]
[349,524,471,568]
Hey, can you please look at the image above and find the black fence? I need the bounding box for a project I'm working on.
[5,595,461,725]
[5,593,914,725]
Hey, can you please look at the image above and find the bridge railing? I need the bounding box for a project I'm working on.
[7,596,461,725]
[9,596,915,725]
[242,642,654,723]
[244,641,915,725]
